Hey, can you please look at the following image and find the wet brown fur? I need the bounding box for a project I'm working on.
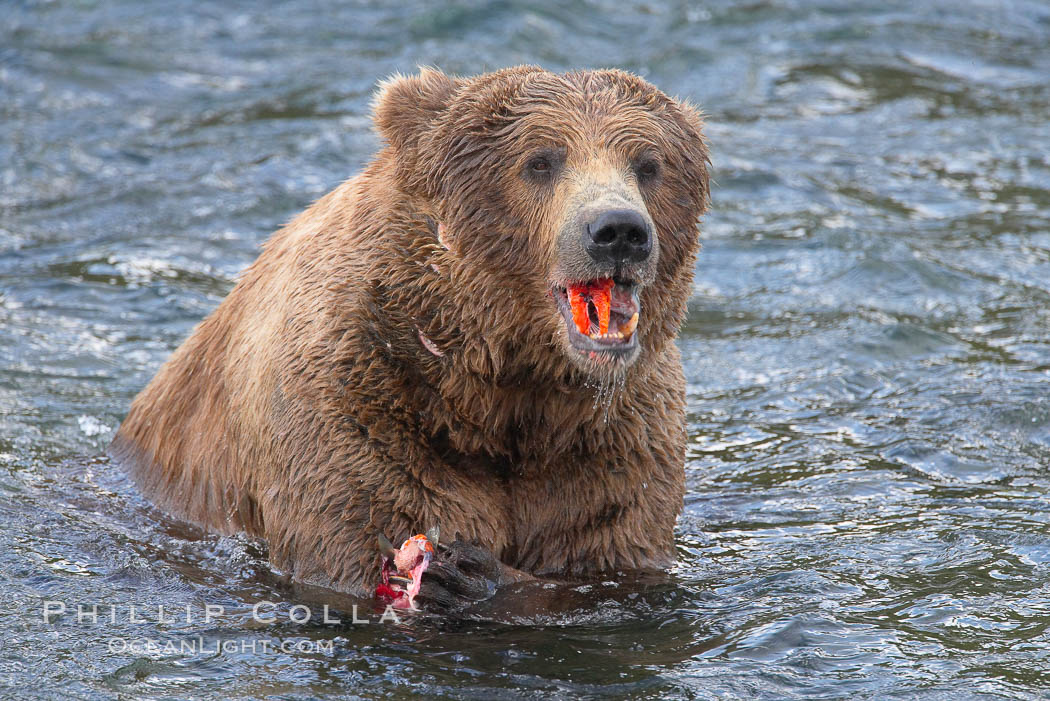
[111,66,710,595]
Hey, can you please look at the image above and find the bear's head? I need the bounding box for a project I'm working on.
[373,66,710,384]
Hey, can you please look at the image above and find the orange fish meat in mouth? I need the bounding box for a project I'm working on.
[568,278,614,336]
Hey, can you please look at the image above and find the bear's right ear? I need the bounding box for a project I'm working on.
[372,68,458,155]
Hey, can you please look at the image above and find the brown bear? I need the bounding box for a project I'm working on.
[111,66,710,604]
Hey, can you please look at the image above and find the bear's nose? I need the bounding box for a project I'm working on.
[583,209,652,265]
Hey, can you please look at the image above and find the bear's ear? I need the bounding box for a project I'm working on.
[672,98,712,211]
[372,68,458,155]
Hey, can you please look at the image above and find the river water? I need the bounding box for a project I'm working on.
[3,1,1050,698]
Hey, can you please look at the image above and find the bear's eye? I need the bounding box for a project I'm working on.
[522,149,563,184]
[529,157,552,174]
[636,158,661,183]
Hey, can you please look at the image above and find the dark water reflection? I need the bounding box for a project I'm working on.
[3,0,1050,697]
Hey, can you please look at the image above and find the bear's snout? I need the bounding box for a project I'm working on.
[583,208,652,266]
[555,192,658,288]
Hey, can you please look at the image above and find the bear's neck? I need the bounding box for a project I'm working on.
[378,304,645,473]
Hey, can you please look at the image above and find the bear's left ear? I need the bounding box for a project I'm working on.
[372,67,458,156]
[671,98,712,212]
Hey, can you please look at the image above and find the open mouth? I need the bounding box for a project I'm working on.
[553,277,641,362]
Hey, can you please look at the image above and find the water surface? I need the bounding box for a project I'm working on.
[3,1,1050,698]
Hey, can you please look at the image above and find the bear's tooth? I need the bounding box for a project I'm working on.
[622,312,639,339]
